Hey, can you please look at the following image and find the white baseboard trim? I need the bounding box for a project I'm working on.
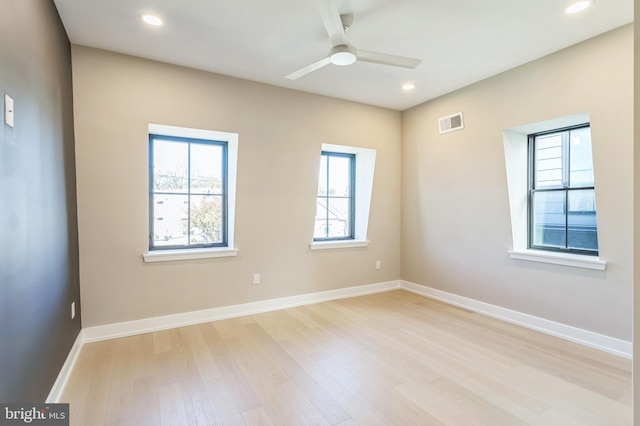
[83,280,402,343]
[46,329,84,403]
[400,280,631,359]
[49,278,630,401]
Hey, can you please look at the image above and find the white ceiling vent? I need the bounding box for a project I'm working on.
[438,112,464,134]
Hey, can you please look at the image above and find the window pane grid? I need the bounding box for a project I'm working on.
[528,124,598,255]
[314,152,355,241]
[149,135,227,250]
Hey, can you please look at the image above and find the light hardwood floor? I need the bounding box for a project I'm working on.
[61,290,631,425]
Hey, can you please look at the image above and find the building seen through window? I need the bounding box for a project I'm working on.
[149,134,227,249]
[314,151,355,240]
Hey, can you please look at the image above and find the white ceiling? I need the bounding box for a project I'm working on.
[53,0,633,111]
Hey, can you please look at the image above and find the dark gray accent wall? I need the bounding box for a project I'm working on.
[0,0,81,402]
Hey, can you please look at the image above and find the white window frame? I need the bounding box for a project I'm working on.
[143,123,239,262]
[503,113,606,270]
[310,143,376,251]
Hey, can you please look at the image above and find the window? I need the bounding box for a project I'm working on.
[149,134,227,250]
[528,124,598,255]
[309,143,376,250]
[314,151,355,240]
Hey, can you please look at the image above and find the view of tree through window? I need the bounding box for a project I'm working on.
[529,125,598,254]
[150,135,227,249]
[314,152,355,240]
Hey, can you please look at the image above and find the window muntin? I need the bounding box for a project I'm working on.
[149,134,227,250]
[528,124,598,254]
[314,151,355,240]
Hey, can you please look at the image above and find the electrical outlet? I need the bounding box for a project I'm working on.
[375,260,382,270]
[252,273,261,285]
[71,302,76,319]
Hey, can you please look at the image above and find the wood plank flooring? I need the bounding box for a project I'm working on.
[61,290,632,425]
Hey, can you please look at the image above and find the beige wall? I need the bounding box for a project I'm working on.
[401,25,633,340]
[73,25,633,343]
[633,0,639,417]
[71,46,402,327]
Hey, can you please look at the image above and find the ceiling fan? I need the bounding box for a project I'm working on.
[286,1,422,80]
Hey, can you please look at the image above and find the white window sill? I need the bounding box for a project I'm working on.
[508,249,606,271]
[143,247,238,263]
[310,240,369,251]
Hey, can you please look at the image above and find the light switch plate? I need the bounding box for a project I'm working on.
[5,94,14,127]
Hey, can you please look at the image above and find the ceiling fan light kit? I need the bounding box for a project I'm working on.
[286,4,422,80]
[330,45,357,66]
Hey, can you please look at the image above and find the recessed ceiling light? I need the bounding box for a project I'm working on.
[565,1,592,14]
[141,14,163,26]
[402,83,416,91]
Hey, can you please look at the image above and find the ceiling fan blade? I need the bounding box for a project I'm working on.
[357,50,422,69]
[285,57,332,80]
[314,0,348,46]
